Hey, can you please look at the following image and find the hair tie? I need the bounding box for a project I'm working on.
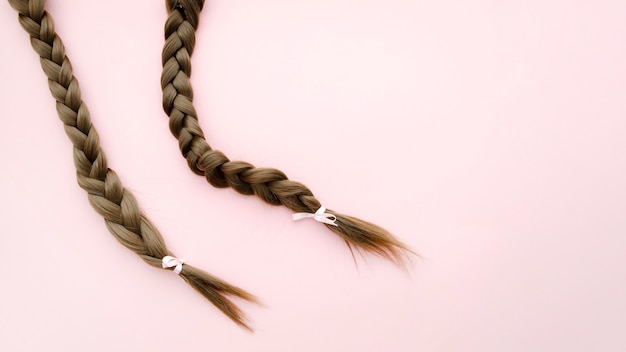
[162,256,186,274]
[293,206,338,226]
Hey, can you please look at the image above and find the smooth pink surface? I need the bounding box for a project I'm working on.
[1,0,626,351]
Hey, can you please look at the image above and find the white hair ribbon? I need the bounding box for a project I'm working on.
[293,206,338,226]
[162,255,185,275]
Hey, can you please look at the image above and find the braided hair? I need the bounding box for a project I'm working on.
[161,0,414,264]
[8,0,257,330]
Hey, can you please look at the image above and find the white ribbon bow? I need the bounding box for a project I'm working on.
[162,255,185,275]
[292,206,338,226]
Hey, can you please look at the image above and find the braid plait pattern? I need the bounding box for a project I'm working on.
[9,0,256,329]
[161,0,413,263]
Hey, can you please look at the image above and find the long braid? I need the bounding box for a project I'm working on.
[161,0,413,264]
[8,0,257,329]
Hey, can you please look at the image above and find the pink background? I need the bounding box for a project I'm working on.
[1,0,626,351]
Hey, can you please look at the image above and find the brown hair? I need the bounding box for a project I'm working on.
[161,0,414,264]
[8,0,257,329]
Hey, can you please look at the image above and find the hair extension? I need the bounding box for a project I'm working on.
[8,0,257,329]
[161,0,414,265]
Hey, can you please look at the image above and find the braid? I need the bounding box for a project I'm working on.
[161,1,414,263]
[8,0,257,330]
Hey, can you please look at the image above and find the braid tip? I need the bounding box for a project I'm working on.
[179,265,260,331]
[329,211,417,268]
